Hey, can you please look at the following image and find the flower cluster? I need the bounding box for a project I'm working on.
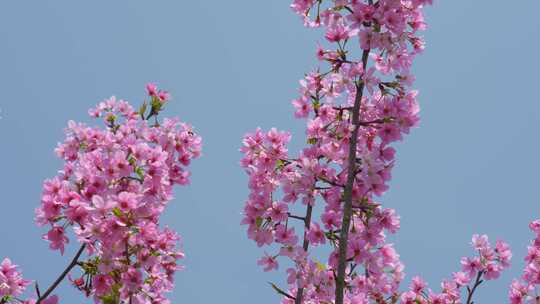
[0,258,59,304]
[509,220,540,304]
[34,84,202,303]
[0,258,30,303]
[241,125,405,301]
[241,0,433,303]
[401,235,512,304]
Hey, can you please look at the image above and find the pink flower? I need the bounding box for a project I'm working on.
[484,262,502,280]
[400,291,417,304]
[91,195,114,215]
[307,223,326,245]
[116,191,138,211]
[242,1,435,303]
[452,271,470,286]
[290,0,314,16]
[269,202,288,222]
[410,276,426,294]
[0,258,31,298]
[35,86,202,303]
[325,21,351,42]
[292,97,311,118]
[121,267,142,292]
[471,234,489,250]
[275,225,298,246]
[93,274,113,296]
[258,253,278,272]
[158,90,171,102]
[146,83,158,96]
[496,239,512,267]
[43,226,69,255]
[322,210,341,229]
[461,256,481,276]
[361,67,379,95]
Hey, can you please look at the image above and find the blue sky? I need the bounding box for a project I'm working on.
[1,1,539,303]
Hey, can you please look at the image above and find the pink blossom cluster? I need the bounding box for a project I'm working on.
[509,220,540,303]
[401,235,512,303]
[0,258,30,302]
[241,126,406,301]
[0,2,539,303]
[0,258,58,304]
[241,0,433,303]
[239,2,540,302]
[33,84,202,303]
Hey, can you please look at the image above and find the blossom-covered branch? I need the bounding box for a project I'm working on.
[1,84,202,304]
[238,2,540,304]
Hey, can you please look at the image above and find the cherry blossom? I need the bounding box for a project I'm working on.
[0,258,31,302]
[508,220,540,304]
[33,84,202,303]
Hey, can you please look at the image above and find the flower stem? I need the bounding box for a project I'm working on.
[466,271,484,304]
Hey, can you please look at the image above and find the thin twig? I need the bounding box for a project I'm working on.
[359,118,388,126]
[318,176,344,188]
[34,282,41,299]
[288,213,306,221]
[270,282,296,300]
[466,271,484,304]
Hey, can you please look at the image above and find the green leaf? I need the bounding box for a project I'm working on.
[128,155,137,166]
[307,138,318,145]
[106,114,116,124]
[135,167,145,180]
[139,101,148,120]
[79,142,88,151]
[151,96,163,112]
[268,282,294,300]
[312,99,321,111]
[101,294,118,304]
[316,261,326,271]
[255,217,263,228]
[276,159,285,170]
[112,207,123,218]
[1,296,12,304]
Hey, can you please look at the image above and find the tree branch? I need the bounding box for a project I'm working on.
[466,271,484,304]
[335,47,371,304]
[288,213,306,221]
[37,244,86,304]
[270,282,296,300]
[294,204,314,304]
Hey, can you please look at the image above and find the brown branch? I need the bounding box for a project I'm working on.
[37,244,86,304]
[315,186,332,190]
[294,203,314,304]
[270,282,296,300]
[288,213,306,221]
[318,176,344,188]
[466,271,484,304]
[334,47,371,304]
[358,118,388,126]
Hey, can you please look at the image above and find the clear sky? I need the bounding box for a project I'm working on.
[0,1,539,303]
